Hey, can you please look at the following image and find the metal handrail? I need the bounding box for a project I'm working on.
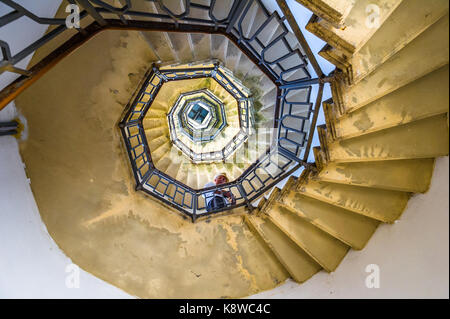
[0,0,325,222]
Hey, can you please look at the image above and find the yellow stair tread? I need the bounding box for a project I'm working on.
[334,64,449,140]
[316,159,435,193]
[295,0,355,27]
[306,0,402,55]
[328,114,450,162]
[349,0,449,84]
[281,192,380,250]
[336,13,449,113]
[245,214,322,283]
[298,178,410,223]
[266,204,350,272]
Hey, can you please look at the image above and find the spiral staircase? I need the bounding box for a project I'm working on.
[0,0,448,298]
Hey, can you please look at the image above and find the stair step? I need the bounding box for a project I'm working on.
[150,100,169,112]
[259,77,276,98]
[187,165,199,189]
[144,126,168,140]
[333,64,449,140]
[154,152,173,172]
[165,159,182,180]
[243,2,268,40]
[153,1,193,63]
[281,192,379,250]
[313,146,327,171]
[298,178,410,223]
[190,33,211,61]
[328,114,450,162]
[235,54,256,81]
[317,125,331,158]
[134,0,178,62]
[265,204,350,272]
[306,0,402,57]
[261,87,277,108]
[141,31,177,63]
[259,100,275,113]
[148,134,169,151]
[280,176,298,196]
[143,117,167,128]
[196,164,215,188]
[243,63,265,81]
[211,34,228,62]
[245,214,322,282]
[319,45,352,82]
[175,163,189,183]
[223,162,241,181]
[151,141,172,164]
[322,98,338,139]
[282,66,310,83]
[344,0,449,85]
[145,108,166,118]
[295,0,355,28]
[155,78,208,108]
[316,159,436,193]
[332,13,449,114]
[227,150,254,171]
[225,41,241,72]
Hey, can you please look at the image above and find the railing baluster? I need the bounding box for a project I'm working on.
[75,0,107,26]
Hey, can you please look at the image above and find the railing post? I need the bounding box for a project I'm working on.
[302,83,324,162]
[137,167,152,191]
[274,87,282,129]
[75,0,107,26]
[192,193,198,223]
[0,120,18,136]
[237,183,253,212]
[225,0,248,34]
[276,0,324,78]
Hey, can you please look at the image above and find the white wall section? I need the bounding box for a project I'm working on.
[0,136,133,298]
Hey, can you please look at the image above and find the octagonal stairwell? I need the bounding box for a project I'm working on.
[141,73,272,189]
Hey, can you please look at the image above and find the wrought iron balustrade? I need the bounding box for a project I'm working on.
[0,0,326,222]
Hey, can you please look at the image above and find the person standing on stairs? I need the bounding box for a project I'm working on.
[203,173,236,212]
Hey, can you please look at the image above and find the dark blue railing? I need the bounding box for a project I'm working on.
[0,0,325,222]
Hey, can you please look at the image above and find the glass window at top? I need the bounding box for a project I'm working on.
[188,103,209,124]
